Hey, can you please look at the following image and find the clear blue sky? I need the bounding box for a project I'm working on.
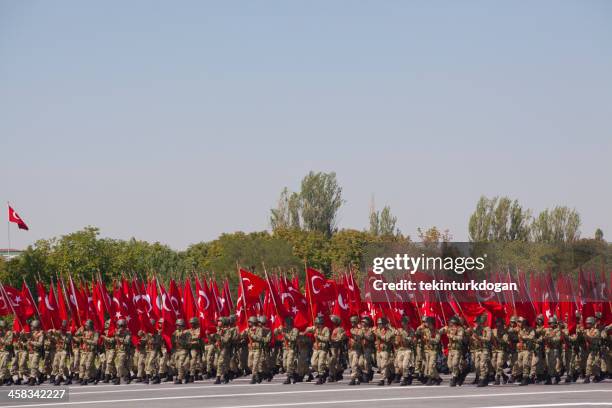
[1,1,611,250]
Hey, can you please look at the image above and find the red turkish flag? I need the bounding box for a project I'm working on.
[8,206,28,230]
[239,269,267,300]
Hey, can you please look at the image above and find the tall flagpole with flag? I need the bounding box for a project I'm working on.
[6,202,10,266]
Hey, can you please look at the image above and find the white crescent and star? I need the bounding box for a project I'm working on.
[311,276,324,294]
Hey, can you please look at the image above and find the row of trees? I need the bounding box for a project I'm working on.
[468,196,587,243]
[1,173,607,289]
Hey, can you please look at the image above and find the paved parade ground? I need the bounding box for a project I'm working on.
[0,373,609,408]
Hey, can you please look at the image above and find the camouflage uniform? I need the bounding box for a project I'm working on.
[443,316,464,386]
[171,319,191,384]
[143,321,163,383]
[0,322,14,384]
[328,315,346,382]
[187,318,202,382]
[27,321,45,385]
[215,317,233,383]
[419,317,441,385]
[361,317,375,382]
[275,316,299,384]
[347,316,364,385]
[516,317,534,385]
[374,317,395,386]
[543,316,563,383]
[113,320,132,384]
[491,318,509,385]
[51,322,72,385]
[583,317,601,383]
[307,316,330,384]
[78,320,99,385]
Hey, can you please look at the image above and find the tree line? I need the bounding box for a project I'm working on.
[1,172,607,289]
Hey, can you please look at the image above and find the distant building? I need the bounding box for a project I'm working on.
[0,249,23,261]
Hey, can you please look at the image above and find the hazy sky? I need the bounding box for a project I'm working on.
[1,1,611,250]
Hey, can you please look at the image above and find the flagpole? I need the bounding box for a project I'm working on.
[6,202,10,273]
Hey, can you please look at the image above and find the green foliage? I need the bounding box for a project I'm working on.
[531,206,581,243]
[369,205,399,237]
[469,196,531,242]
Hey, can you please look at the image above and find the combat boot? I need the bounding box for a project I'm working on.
[583,376,590,384]
[113,377,121,385]
[519,377,528,386]
[283,376,291,384]
[306,373,314,382]
[377,379,385,386]
[471,374,479,385]
[494,375,501,385]
[142,375,149,384]
[394,373,401,383]
[174,378,181,384]
[214,376,221,384]
[103,374,110,383]
[315,375,324,385]
[449,377,456,387]
[249,375,257,384]
[545,375,552,385]
[477,379,488,387]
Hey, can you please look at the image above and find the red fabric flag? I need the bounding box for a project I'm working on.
[223,279,234,311]
[183,280,197,327]
[56,281,70,327]
[239,269,267,301]
[195,277,216,333]
[20,282,36,320]
[278,277,310,330]
[168,280,183,321]
[8,205,28,230]
[37,282,55,330]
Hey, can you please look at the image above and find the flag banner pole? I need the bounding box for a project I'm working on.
[6,202,10,271]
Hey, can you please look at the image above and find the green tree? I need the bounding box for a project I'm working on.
[595,228,604,241]
[531,206,581,243]
[469,196,531,242]
[299,171,344,237]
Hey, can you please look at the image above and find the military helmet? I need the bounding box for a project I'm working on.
[449,316,459,325]
[377,317,388,325]
[229,315,236,324]
[314,316,325,325]
[422,315,429,323]
[517,316,526,323]
[248,316,257,324]
[595,311,602,319]
[189,317,199,326]
[0,320,6,329]
[117,319,126,327]
[536,314,544,322]
[585,316,595,325]
[284,316,294,324]
[510,316,518,323]
[330,314,341,324]
[426,316,435,324]
[30,320,40,329]
[350,315,359,324]
[495,317,504,325]
[401,315,410,324]
[104,320,111,329]
[548,316,558,325]
[176,318,185,327]
[85,319,94,329]
[477,314,488,324]
[258,316,267,324]
[150,318,156,327]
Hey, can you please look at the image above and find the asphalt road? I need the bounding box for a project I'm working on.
[0,373,610,408]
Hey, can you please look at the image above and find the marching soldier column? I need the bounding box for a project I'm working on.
[0,311,608,387]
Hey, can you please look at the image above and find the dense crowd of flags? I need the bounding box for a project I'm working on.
[0,266,609,350]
